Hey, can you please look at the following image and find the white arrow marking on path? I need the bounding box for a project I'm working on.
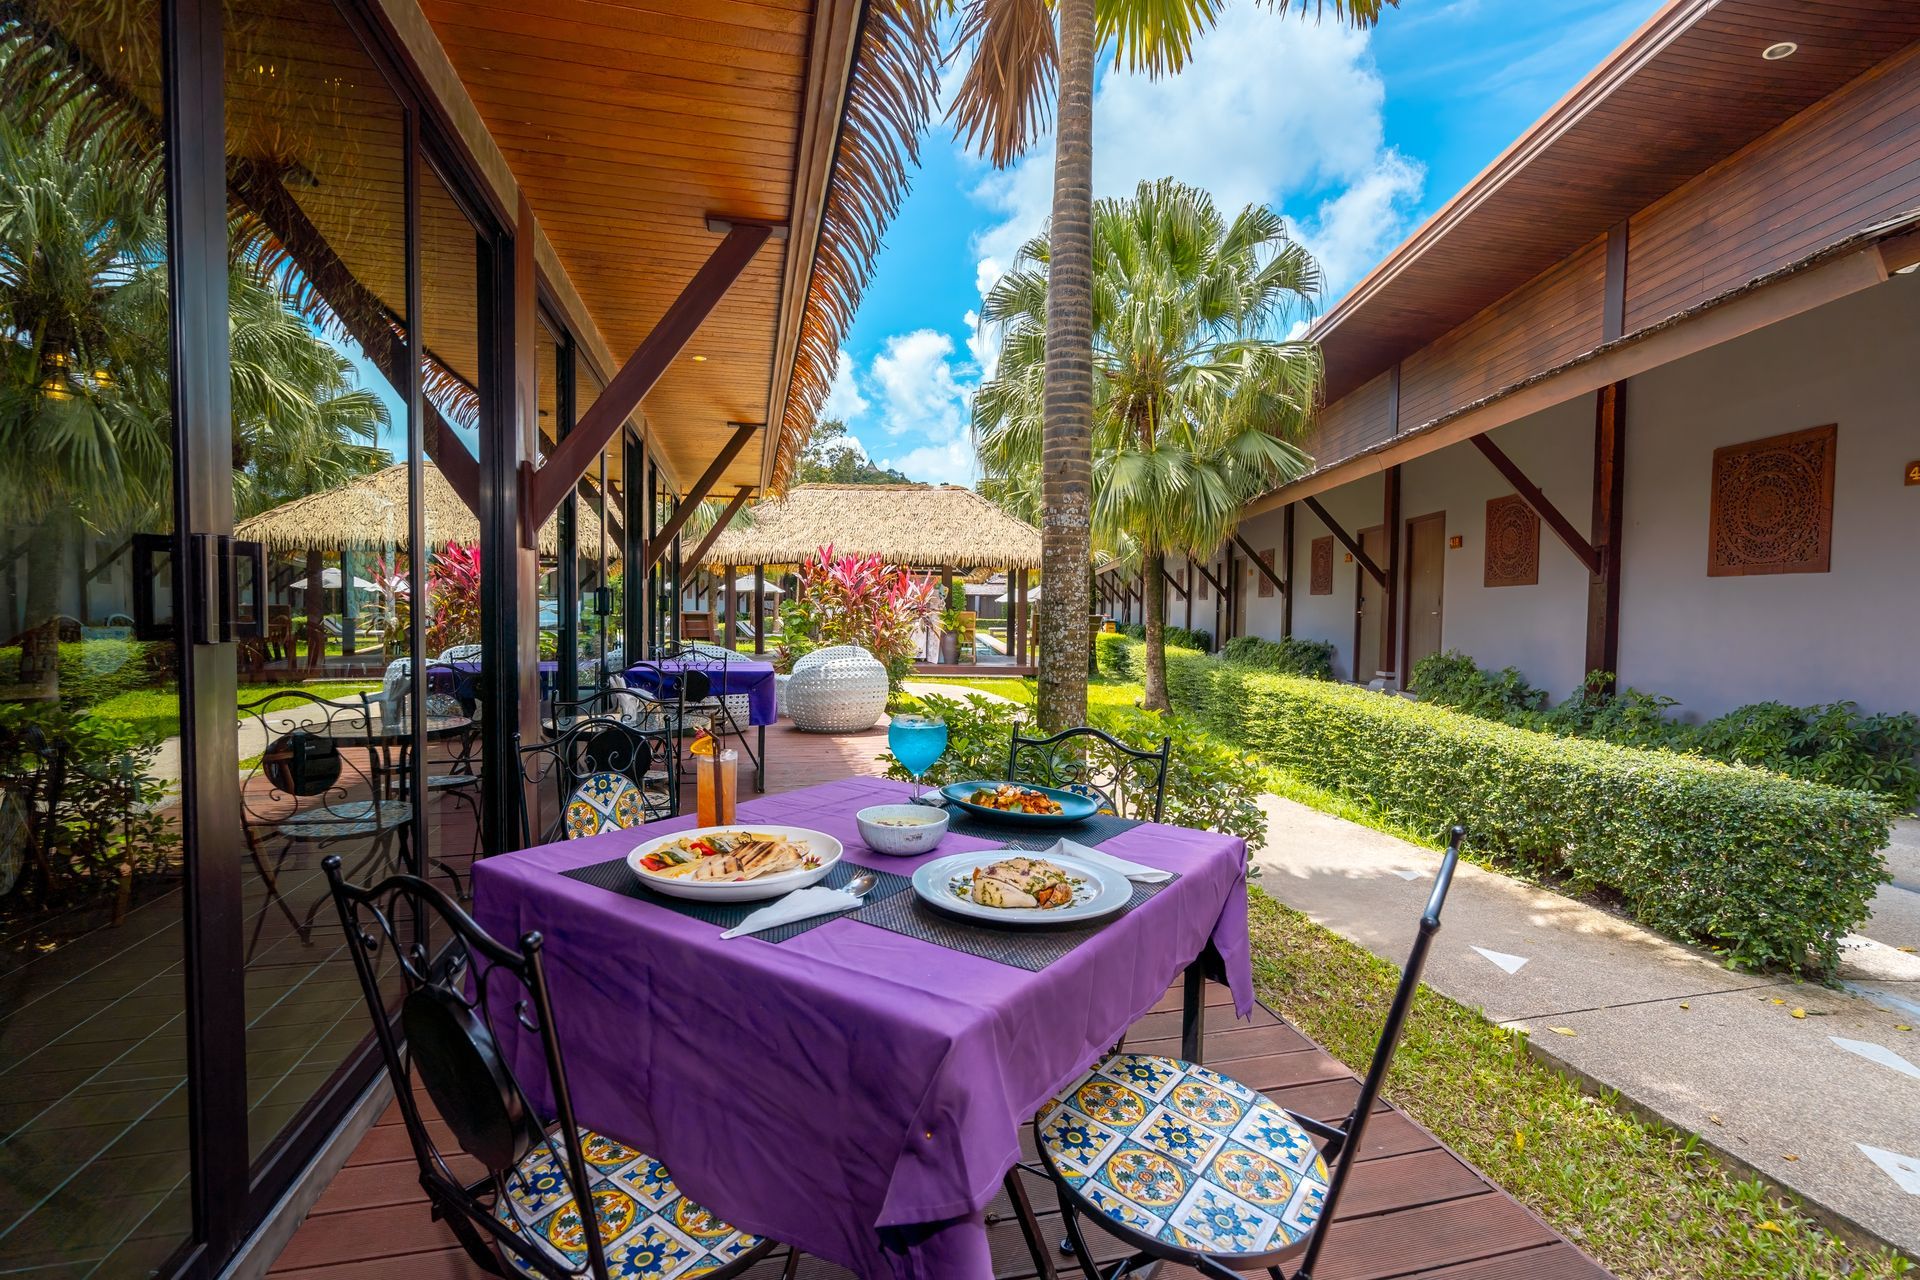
[1471,946,1529,975]
[1858,1145,1920,1196]
[1391,869,1421,881]
[1830,1037,1920,1081]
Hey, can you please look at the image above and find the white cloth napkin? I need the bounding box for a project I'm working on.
[1046,838,1173,883]
[719,885,863,939]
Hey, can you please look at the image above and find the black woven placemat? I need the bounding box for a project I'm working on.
[562,857,914,943]
[936,808,1144,850]
[853,874,1177,972]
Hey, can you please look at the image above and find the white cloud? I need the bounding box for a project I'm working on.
[964,4,1426,317]
[868,329,971,442]
[877,438,980,487]
[820,349,869,421]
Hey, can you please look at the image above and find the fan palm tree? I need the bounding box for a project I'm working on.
[976,177,1321,711]
[948,0,1393,729]
[1,26,388,693]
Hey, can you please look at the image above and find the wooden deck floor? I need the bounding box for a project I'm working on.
[266,717,1610,1280]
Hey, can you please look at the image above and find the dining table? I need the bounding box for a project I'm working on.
[470,774,1253,1280]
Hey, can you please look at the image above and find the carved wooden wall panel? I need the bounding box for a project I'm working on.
[1257,549,1277,598]
[1310,537,1334,595]
[1484,495,1540,587]
[1708,424,1836,577]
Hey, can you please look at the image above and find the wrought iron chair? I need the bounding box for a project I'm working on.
[1007,725,1173,822]
[321,858,792,1280]
[238,691,413,957]
[1008,826,1467,1280]
[551,688,680,812]
[417,664,483,857]
[653,641,763,792]
[516,715,672,848]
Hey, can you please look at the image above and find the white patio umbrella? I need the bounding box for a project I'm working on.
[731,574,784,595]
[995,583,1041,604]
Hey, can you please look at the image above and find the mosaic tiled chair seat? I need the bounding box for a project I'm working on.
[1037,1053,1330,1258]
[492,1126,763,1278]
[564,771,645,839]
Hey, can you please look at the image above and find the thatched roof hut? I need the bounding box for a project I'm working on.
[236,462,611,559]
[692,484,1041,570]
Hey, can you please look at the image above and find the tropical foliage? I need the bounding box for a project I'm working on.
[0,21,388,692]
[976,178,1320,712]
[946,0,1396,732]
[773,546,943,688]
[795,418,909,485]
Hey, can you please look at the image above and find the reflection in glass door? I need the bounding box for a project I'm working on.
[0,5,192,1274]
[223,0,412,1167]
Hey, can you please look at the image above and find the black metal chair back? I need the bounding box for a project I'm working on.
[1280,823,1464,1279]
[515,714,668,847]
[1007,724,1172,822]
[321,857,607,1280]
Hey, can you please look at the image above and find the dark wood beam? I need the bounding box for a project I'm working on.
[646,426,761,569]
[1468,434,1600,575]
[1232,533,1285,596]
[1382,465,1402,680]
[1193,560,1228,596]
[678,484,754,575]
[1303,496,1387,586]
[1163,567,1188,598]
[532,223,774,526]
[1586,382,1627,680]
[1280,505,1295,638]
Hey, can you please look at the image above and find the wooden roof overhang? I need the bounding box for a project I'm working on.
[403,0,935,517]
[1310,0,1920,405]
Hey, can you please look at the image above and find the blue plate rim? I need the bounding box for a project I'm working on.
[938,779,1100,825]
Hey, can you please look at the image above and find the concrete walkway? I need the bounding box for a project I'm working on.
[1256,797,1920,1255]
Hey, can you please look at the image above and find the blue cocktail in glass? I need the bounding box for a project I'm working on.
[888,713,948,801]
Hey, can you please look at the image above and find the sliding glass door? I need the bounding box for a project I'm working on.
[1,1,510,1274]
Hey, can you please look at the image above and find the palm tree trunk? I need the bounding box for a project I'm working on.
[1034,0,1096,733]
[1142,542,1169,712]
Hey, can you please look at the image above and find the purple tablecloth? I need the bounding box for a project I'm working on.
[470,775,1252,1280]
[623,656,778,726]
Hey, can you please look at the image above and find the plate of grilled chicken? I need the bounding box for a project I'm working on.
[911,851,1132,928]
[627,825,843,902]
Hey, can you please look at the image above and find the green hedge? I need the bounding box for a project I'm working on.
[1220,634,1335,680]
[1098,635,1891,975]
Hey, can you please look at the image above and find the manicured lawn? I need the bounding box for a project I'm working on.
[1248,889,1912,1280]
[88,680,383,742]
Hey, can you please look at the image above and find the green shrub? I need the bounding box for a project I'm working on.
[877,691,1269,854]
[0,638,169,706]
[1163,625,1213,653]
[1409,651,1920,808]
[1220,635,1335,680]
[1099,635,1892,974]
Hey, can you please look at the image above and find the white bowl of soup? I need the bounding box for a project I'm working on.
[855,803,951,856]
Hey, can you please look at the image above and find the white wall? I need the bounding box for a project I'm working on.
[1239,272,1920,717]
[1618,273,1920,718]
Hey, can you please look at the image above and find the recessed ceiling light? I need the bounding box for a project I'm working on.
[1762,41,1798,61]
[691,355,708,362]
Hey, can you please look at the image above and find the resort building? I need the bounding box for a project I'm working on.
[1207,2,1920,716]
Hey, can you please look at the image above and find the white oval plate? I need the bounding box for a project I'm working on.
[626,825,843,902]
[911,851,1132,929]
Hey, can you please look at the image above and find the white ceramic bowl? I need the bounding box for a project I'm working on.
[854,803,950,857]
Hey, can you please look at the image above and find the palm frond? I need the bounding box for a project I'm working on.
[946,0,1058,168]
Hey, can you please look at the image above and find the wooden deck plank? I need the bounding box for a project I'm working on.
[266,980,1605,1279]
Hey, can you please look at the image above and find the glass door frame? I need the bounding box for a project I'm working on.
[155,0,519,1273]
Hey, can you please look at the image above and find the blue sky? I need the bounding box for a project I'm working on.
[821,0,1663,485]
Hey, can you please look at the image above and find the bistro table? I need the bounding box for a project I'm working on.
[471,774,1252,1280]
[625,654,778,789]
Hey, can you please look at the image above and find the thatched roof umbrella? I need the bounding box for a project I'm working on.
[236,461,611,559]
[691,483,1039,571]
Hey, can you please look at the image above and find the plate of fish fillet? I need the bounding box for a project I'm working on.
[627,825,843,902]
[911,851,1132,928]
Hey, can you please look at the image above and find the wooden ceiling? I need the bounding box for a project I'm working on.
[420,0,821,495]
[1315,0,1920,403]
